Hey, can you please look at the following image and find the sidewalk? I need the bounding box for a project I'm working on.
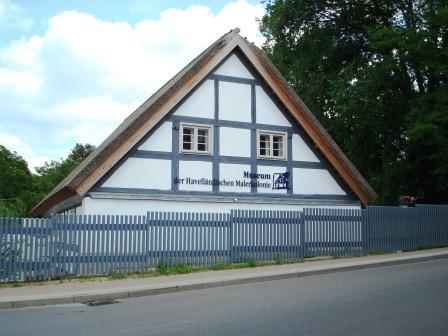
[1,248,447,310]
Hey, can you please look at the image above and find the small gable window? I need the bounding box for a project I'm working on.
[180,123,212,154]
[257,131,287,160]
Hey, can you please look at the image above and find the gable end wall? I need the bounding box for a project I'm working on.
[76,49,359,215]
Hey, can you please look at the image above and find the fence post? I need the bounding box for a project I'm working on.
[229,210,234,264]
[361,208,368,255]
[47,216,54,281]
[0,217,4,282]
[300,210,305,260]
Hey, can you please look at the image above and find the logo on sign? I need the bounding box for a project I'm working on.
[272,172,289,190]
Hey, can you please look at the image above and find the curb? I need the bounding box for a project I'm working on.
[1,252,447,310]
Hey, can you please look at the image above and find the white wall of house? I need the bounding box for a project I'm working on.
[82,197,360,216]
[256,86,291,127]
[214,54,254,79]
[59,205,83,215]
[291,134,320,162]
[219,127,251,157]
[178,161,213,192]
[293,168,346,195]
[257,165,288,195]
[102,158,171,190]
[174,79,215,118]
[83,52,357,216]
[138,122,173,152]
[219,163,251,193]
[219,81,252,122]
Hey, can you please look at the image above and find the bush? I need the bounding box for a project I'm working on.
[108,272,126,280]
[246,257,257,268]
[176,261,192,274]
[156,259,169,274]
[274,254,284,265]
[211,262,227,271]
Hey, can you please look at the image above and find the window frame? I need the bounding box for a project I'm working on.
[256,130,287,160]
[179,122,213,155]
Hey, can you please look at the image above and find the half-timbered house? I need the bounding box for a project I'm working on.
[32,28,376,217]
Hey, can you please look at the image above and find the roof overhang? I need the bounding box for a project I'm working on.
[32,28,376,216]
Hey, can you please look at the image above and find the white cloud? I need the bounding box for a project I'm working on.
[0,67,42,94]
[52,96,138,145]
[0,0,265,166]
[54,96,134,123]
[0,35,43,68]
[0,0,33,32]
[0,133,48,170]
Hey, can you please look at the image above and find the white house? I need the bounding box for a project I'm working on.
[32,28,376,217]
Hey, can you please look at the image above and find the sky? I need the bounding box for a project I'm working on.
[0,0,266,171]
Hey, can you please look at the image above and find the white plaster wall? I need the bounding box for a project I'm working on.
[102,158,171,190]
[60,205,82,215]
[257,165,288,194]
[219,81,251,122]
[219,127,251,157]
[174,79,214,118]
[292,134,320,162]
[214,54,254,79]
[219,163,251,193]
[82,197,360,215]
[178,160,213,192]
[256,86,291,127]
[138,122,172,152]
[293,168,346,195]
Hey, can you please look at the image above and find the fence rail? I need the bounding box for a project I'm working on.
[1,205,447,282]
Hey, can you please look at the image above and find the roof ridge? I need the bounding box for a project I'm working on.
[32,28,376,216]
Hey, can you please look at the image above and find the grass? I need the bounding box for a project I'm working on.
[2,246,442,288]
[107,272,127,280]
[175,261,192,274]
[77,274,102,281]
[0,257,313,288]
[246,257,258,267]
[211,261,227,271]
[11,281,23,288]
[156,259,170,275]
[417,246,430,251]
[274,254,285,265]
[368,250,387,256]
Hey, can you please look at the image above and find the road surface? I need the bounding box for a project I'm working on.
[1,259,447,336]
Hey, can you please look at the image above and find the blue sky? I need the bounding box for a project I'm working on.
[0,0,265,170]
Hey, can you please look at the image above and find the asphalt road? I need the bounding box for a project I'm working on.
[1,259,447,336]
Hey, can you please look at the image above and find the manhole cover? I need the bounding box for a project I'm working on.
[86,299,119,306]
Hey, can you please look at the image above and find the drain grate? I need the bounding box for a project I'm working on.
[86,299,119,306]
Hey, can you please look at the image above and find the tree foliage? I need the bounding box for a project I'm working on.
[0,146,33,217]
[260,0,448,204]
[0,143,95,217]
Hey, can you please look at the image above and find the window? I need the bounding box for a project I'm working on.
[257,131,287,160]
[180,123,212,154]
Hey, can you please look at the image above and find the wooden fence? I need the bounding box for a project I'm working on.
[1,205,447,282]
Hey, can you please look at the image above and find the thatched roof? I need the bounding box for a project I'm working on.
[32,28,376,216]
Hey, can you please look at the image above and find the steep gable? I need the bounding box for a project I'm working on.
[92,50,352,200]
[32,28,376,216]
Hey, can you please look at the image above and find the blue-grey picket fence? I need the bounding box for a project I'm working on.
[303,208,363,257]
[231,210,303,262]
[0,205,447,282]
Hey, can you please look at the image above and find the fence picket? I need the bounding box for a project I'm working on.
[1,204,447,282]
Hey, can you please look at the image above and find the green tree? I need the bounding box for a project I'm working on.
[32,143,96,204]
[0,143,95,217]
[260,0,448,204]
[0,146,33,216]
